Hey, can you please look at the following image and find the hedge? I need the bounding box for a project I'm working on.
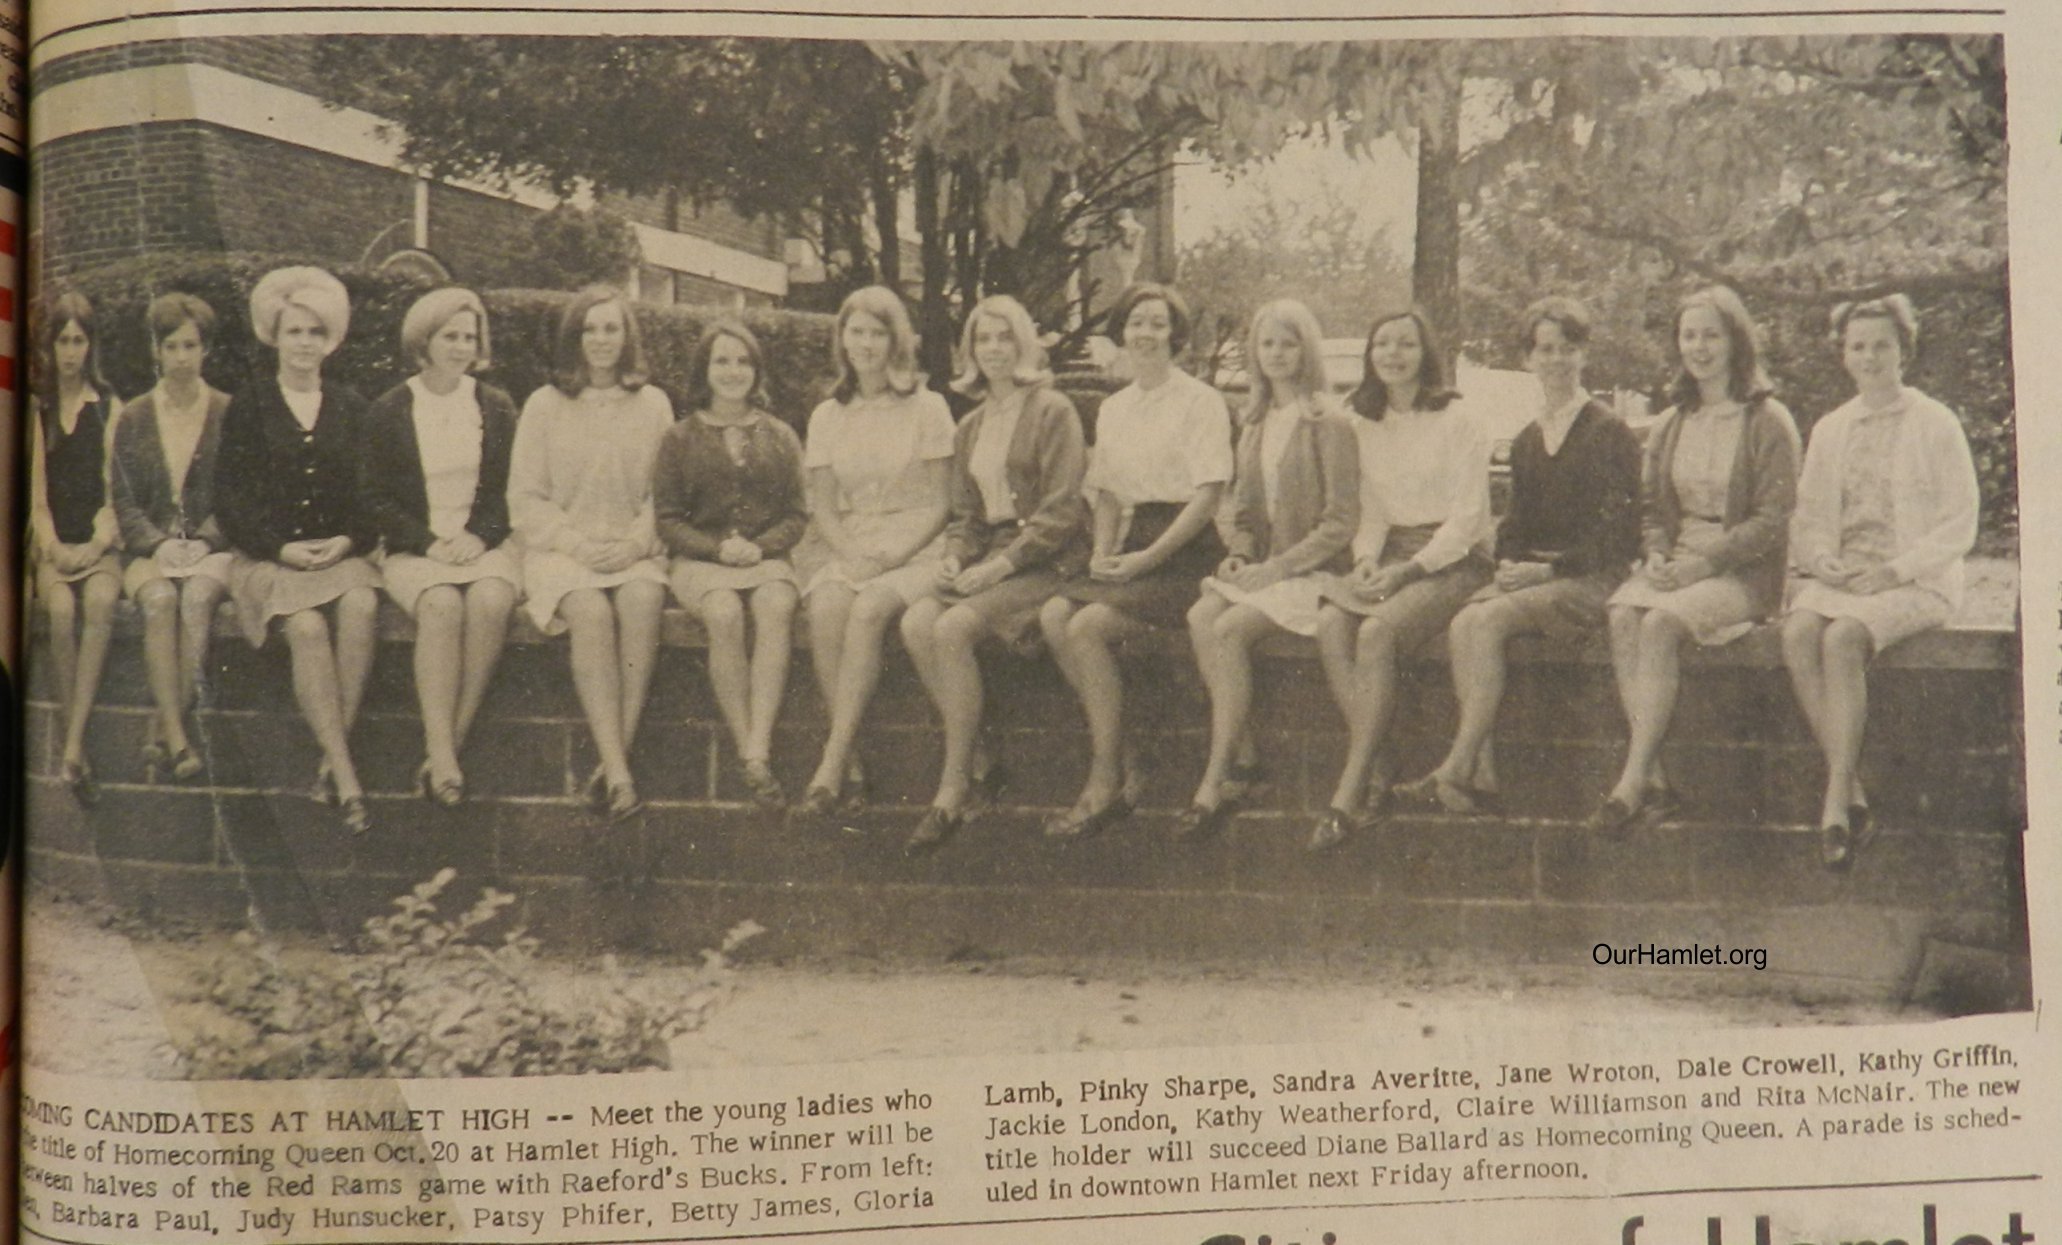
[55,253,840,433]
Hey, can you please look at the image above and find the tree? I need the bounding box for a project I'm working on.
[312,37,914,292]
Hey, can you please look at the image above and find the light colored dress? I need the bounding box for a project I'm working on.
[1609,401,1759,646]
[1789,388,1977,651]
[792,388,955,604]
[509,383,672,634]
[379,376,523,615]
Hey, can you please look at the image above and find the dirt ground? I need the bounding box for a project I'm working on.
[26,897,1911,1081]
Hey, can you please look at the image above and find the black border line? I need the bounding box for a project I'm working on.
[32,4,2008,58]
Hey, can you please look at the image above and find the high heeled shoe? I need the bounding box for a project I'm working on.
[310,759,339,807]
[62,759,100,808]
[741,759,785,809]
[605,778,644,824]
[419,760,465,809]
[1044,793,1133,840]
[905,805,963,855]
[1172,800,1233,841]
[837,758,871,818]
[168,746,205,782]
[339,795,373,836]
[1306,807,1359,853]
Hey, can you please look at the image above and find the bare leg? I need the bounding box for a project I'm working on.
[807,585,905,792]
[1056,602,1143,810]
[1607,609,1688,808]
[138,579,186,754]
[63,574,119,768]
[413,585,465,783]
[1436,600,1517,790]
[903,601,989,813]
[806,583,855,710]
[562,589,631,788]
[745,581,798,764]
[1780,610,1833,755]
[45,585,80,754]
[333,586,379,734]
[1190,599,1277,810]
[1818,619,1874,828]
[1327,612,1403,813]
[697,588,753,762]
[282,608,363,800]
[614,579,666,752]
[454,576,515,749]
[177,576,226,720]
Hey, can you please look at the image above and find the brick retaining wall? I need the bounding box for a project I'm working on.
[24,607,2027,1004]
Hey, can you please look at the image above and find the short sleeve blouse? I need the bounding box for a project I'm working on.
[803,388,955,517]
[1082,369,1234,505]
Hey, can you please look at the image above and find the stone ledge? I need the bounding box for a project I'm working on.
[49,594,2023,672]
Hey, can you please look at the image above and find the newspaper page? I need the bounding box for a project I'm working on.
[18,1,2057,1242]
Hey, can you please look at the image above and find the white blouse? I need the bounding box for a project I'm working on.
[408,374,485,542]
[1082,369,1234,505]
[966,389,1026,523]
[1350,405,1492,570]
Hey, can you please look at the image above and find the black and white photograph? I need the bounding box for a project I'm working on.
[21,26,2026,1084]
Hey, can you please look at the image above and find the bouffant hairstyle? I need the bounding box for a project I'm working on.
[1347,307,1459,420]
[249,265,350,348]
[550,285,648,397]
[1241,298,1330,425]
[683,318,771,413]
[1667,285,1774,411]
[146,292,218,349]
[1830,293,1919,361]
[400,287,491,372]
[951,295,1055,397]
[1106,282,1193,355]
[829,285,922,403]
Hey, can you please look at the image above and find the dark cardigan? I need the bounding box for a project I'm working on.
[216,378,375,560]
[359,378,520,556]
[943,384,1090,573]
[653,410,808,560]
[1495,398,1642,579]
[110,385,231,556]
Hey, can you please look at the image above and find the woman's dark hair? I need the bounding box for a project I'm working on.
[1106,282,1193,355]
[550,285,648,397]
[1518,296,1592,355]
[1666,285,1774,411]
[1830,293,1919,362]
[35,289,108,396]
[683,317,770,413]
[1346,307,1458,420]
[147,292,218,349]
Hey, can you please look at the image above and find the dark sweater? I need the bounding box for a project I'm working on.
[1494,398,1641,579]
[653,410,808,560]
[359,378,519,556]
[217,378,375,560]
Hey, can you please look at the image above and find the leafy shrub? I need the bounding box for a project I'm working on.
[520,203,645,290]
[177,870,761,1079]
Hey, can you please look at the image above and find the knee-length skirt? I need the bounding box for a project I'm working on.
[226,553,383,648]
[520,549,668,635]
[669,556,799,608]
[1055,501,1223,630]
[379,544,523,617]
[1788,579,1952,654]
[123,548,235,599]
[792,507,945,607]
[1315,525,1492,652]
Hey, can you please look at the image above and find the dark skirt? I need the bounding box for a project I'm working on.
[1056,501,1225,629]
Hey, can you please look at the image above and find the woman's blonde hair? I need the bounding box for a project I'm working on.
[830,285,921,403]
[951,294,1054,396]
[1242,298,1329,424]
